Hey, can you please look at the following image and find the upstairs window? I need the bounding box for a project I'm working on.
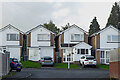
[71,34,84,41]
[107,35,120,42]
[7,34,19,41]
[37,34,50,41]
[107,35,111,42]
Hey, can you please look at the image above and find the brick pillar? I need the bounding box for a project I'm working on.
[96,51,100,64]
[60,49,63,63]
[109,48,120,79]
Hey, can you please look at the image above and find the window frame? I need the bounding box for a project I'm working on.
[7,34,19,41]
[71,34,84,42]
[37,34,50,41]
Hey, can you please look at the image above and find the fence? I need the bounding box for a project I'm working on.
[109,48,120,79]
[0,51,10,77]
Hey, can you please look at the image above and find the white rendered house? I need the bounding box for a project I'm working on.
[90,25,120,64]
[26,25,55,62]
[0,24,24,61]
[58,24,92,63]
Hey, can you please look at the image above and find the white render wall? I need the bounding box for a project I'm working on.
[8,47,20,61]
[31,27,51,47]
[0,32,2,46]
[100,27,119,49]
[64,27,84,44]
[29,47,53,61]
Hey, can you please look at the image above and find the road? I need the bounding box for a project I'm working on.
[7,67,109,79]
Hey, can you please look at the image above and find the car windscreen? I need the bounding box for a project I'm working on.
[86,57,94,60]
[44,57,52,60]
[13,59,19,63]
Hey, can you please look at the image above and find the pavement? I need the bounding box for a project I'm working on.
[2,67,110,80]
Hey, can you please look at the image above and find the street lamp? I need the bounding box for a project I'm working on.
[68,27,70,69]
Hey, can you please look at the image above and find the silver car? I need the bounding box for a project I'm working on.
[40,57,54,66]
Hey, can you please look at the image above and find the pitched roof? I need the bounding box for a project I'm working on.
[90,25,120,37]
[0,24,24,34]
[26,24,55,34]
[59,24,88,35]
[61,42,92,48]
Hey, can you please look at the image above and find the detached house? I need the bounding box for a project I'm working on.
[58,24,92,63]
[0,24,24,61]
[90,25,120,64]
[26,25,55,62]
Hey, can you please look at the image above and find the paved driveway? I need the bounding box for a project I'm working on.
[8,67,109,79]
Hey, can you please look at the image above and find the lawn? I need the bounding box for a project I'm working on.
[21,61,41,68]
[55,63,81,69]
[96,64,109,70]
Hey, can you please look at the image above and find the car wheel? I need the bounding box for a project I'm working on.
[94,65,96,68]
[10,69,12,72]
[16,70,19,72]
[19,69,21,72]
[82,63,85,68]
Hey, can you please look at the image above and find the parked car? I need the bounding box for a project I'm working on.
[40,57,54,66]
[10,58,22,72]
[79,55,96,68]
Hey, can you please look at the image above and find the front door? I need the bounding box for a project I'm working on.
[100,50,110,64]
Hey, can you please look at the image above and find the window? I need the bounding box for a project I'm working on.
[81,34,84,41]
[100,51,105,58]
[107,35,120,42]
[71,34,84,41]
[107,35,111,42]
[112,35,118,42]
[86,49,88,54]
[77,49,80,54]
[7,34,19,41]
[81,49,85,54]
[106,51,109,58]
[37,34,50,41]
[67,55,71,61]
[81,56,85,59]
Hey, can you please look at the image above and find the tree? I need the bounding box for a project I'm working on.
[43,20,60,34]
[89,17,100,35]
[106,2,120,29]
[61,23,70,31]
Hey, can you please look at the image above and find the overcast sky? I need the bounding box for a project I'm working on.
[1,2,117,32]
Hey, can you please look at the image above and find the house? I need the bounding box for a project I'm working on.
[0,24,24,61]
[26,25,55,62]
[58,24,92,63]
[90,25,120,64]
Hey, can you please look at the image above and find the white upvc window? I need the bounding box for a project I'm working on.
[107,35,120,42]
[7,34,19,41]
[107,35,111,42]
[71,34,84,41]
[77,49,88,54]
[37,34,50,41]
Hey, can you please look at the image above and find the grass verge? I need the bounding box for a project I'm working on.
[21,61,41,68]
[55,63,80,69]
[2,72,16,79]
[96,64,109,70]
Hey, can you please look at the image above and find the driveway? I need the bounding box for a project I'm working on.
[6,67,109,79]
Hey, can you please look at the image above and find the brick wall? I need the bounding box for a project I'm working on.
[96,51,100,64]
